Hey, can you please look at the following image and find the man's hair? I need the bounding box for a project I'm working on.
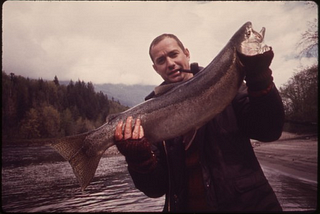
[149,33,185,62]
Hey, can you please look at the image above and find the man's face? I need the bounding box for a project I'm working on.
[151,37,192,83]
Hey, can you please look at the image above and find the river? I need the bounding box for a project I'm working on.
[1,143,317,212]
[2,144,164,212]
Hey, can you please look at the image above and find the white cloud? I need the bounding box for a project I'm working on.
[3,1,318,87]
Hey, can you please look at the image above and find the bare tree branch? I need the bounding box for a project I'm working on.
[297,18,318,58]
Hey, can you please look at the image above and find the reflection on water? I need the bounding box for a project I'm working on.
[261,165,317,212]
[2,144,317,212]
[2,144,164,212]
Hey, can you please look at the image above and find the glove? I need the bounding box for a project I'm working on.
[116,137,157,173]
[237,48,274,95]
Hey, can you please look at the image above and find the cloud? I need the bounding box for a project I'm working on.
[3,1,318,87]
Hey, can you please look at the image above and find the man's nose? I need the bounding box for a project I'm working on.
[166,58,175,69]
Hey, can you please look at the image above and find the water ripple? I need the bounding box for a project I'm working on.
[2,145,164,212]
[2,144,317,212]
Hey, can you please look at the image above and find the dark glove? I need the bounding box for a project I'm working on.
[237,48,274,92]
[116,137,157,173]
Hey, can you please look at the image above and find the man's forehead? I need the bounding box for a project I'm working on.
[151,38,181,56]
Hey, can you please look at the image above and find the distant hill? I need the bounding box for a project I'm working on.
[60,81,156,107]
[94,83,156,107]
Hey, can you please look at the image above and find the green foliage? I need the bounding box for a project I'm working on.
[108,99,129,115]
[39,105,61,138]
[2,71,128,140]
[60,108,76,136]
[19,108,40,139]
[279,65,318,125]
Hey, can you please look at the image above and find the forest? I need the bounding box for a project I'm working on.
[2,72,128,140]
[279,64,318,133]
[278,17,318,133]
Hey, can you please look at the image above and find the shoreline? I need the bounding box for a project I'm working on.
[253,132,318,183]
[2,132,318,177]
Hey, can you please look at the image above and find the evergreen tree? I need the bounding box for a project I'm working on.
[53,75,60,86]
[1,71,124,140]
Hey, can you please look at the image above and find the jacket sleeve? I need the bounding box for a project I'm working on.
[232,82,285,142]
[127,141,169,198]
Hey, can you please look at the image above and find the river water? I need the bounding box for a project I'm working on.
[1,143,317,212]
[2,144,164,212]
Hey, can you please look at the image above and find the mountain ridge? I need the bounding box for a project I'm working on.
[94,83,156,107]
[59,80,157,107]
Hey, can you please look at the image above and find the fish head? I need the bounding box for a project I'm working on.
[234,22,271,56]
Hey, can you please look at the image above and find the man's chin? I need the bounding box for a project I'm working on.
[168,76,183,83]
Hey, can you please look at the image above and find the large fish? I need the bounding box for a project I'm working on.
[50,21,271,190]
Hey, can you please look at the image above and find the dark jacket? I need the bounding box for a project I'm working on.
[128,70,285,212]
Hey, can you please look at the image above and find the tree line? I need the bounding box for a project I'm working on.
[279,65,318,133]
[2,72,128,140]
[279,14,318,134]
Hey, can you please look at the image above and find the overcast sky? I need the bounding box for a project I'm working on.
[3,1,318,88]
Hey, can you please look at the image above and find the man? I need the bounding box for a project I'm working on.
[114,34,284,212]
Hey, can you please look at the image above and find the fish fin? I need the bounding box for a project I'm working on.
[49,132,102,191]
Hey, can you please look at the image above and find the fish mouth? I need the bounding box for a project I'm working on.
[239,23,271,56]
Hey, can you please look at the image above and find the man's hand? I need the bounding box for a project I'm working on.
[237,49,274,96]
[114,116,157,173]
[115,116,144,141]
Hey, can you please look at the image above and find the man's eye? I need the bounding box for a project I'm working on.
[156,58,165,65]
[169,52,178,58]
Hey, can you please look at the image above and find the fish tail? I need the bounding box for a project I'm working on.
[49,132,102,191]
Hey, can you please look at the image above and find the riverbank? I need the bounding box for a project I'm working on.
[3,131,318,168]
[253,132,318,182]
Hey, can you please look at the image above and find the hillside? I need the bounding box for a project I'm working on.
[94,83,156,107]
[60,81,156,107]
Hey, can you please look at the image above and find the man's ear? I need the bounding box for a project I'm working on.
[184,48,190,60]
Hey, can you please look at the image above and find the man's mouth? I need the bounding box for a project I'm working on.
[168,69,181,77]
[168,68,193,76]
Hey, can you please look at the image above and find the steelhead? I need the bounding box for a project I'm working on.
[50,22,271,190]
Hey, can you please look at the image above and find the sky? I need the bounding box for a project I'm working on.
[2,1,318,88]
